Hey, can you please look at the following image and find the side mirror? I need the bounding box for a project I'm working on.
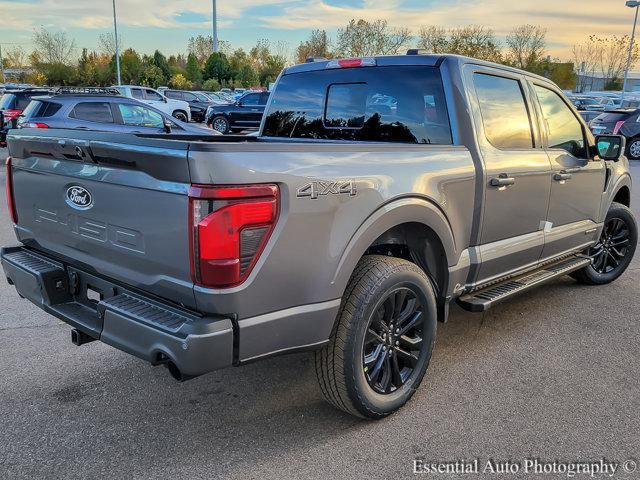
[163,119,172,134]
[595,135,625,161]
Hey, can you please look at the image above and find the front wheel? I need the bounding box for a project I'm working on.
[572,202,637,285]
[627,136,640,160]
[211,116,230,134]
[315,255,437,419]
[172,111,188,123]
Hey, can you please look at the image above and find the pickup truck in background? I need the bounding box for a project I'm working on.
[113,85,191,123]
[2,53,636,419]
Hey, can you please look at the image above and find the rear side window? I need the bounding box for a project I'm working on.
[22,101,62,119]
[263,66,452,144]
[0,94,17,110]
[241,93,261,106]
[131,88,144,99]
[70,102,114,123]
[473,73,533,150]
[534,85,587,158]
[144,89,163,101]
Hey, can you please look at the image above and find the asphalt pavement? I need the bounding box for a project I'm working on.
[0,146,638,479]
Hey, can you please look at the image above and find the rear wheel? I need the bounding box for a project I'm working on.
[627,136,640,160]
[572,202,637,285]
[315,255,437,419]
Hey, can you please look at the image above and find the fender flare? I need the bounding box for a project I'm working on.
[609,174,632,205]
[330,196,457,294]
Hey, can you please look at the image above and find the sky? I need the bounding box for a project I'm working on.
[0,0,636,61]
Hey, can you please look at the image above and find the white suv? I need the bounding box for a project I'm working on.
[113,85,191,122]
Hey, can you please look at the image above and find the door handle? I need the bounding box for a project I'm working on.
[554,172,572,181]
[490,175,515,187]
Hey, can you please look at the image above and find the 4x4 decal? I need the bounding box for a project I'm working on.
[296,180,356,199]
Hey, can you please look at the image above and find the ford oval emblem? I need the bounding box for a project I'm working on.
[65,185,93,210]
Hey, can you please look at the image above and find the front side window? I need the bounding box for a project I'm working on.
[183,92,197,102]
[70,102,114,123]
[144,89,163,101]
[165,91,181,100]
[263,66,452,144]
[131,88,144,99]
[118,104,164,128]
[473,73,533,150]
[534,85,587,158]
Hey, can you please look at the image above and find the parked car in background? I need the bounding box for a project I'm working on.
[112,85,191,122]
[579,110,602,124]
[590,108,640,159]
[202,91,233,104]
[572,97,602,110]
[16,88,218,136]
[163,89,220,122]
[0,87,53,145]
[205,90,270,133]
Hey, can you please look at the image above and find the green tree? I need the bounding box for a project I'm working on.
[114,48,142,84]
[185,52,202,85]
[140,64,165,88]
[203,52,231,85]
[296,30,331,63]
[202,78,221,91]
[152,50,171,82]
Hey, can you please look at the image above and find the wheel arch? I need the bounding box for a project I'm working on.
[331,197,457,315]
[612,184,631,207]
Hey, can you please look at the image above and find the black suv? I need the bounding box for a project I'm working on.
[590,109,640,159]
[0,88,53,145]
[163,90,215,123]
[205,91,270,133]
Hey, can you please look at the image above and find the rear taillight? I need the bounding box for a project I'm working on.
[3,109,22,120]
[613,120,625,135]
[5,157,18,224]
[189,184,279,288]
[19,122,49,129]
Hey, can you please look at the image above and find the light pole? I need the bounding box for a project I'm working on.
[0,44,5,84]
[112,0,122,85]
[212,0,218,53]
[621,0,640,103]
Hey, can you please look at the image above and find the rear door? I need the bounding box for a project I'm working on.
[465,66,552,284]
[67,101,122,132]
[7,130,195,307]
[529,82,605,260]
[232,93,262,127]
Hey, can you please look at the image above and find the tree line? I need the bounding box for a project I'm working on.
[2,20,638,91]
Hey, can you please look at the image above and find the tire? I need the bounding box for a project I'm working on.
[172,111,188,123]
[211,116,230,134]
[315,255,437,419]
[572,202,637,285]
[627,136,640,160]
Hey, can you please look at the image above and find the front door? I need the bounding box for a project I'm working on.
[466,68,552,285]
[530,82,606,260]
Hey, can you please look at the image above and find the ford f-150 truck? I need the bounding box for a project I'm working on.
[2,53,637,419]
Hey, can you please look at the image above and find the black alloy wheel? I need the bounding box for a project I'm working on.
[590,217,631,274]
[363,287,424,394]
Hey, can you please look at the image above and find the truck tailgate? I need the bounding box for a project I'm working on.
[7,130,195,308]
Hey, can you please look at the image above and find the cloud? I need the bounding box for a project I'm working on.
[258,0,634,57]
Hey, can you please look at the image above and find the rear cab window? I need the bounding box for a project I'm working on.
[263,66,452,144]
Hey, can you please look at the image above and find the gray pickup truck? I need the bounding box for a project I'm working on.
[2,53,637,419]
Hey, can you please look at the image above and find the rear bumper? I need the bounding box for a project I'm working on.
[1,246,234,378]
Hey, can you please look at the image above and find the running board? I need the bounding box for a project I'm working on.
[457,255,592,312]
